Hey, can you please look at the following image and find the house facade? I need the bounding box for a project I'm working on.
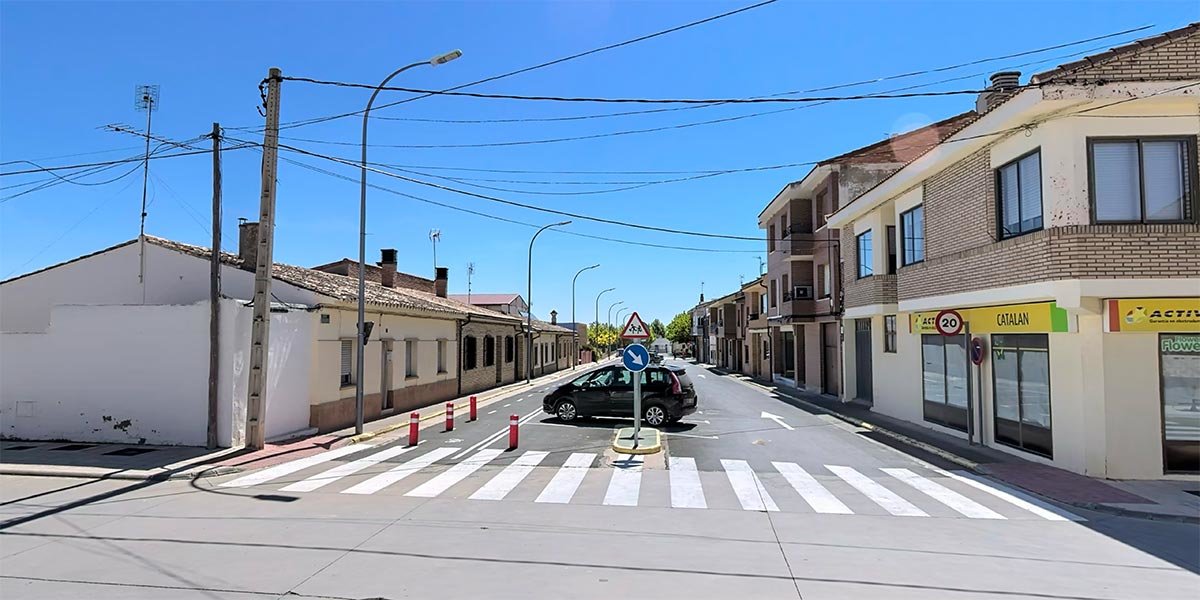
[826,25,1200,479]
[742,276,771,378]
[690,297,711,363]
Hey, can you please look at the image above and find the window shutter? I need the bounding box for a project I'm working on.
[1142,140,1186,221]
[340,339,352,383]
[1092,141,1141,221]
[999,162,1021,233]
[1017,154,1042,230]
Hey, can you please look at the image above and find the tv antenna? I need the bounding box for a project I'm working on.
[467,262,476,304]
[429,229,441,275]
[134,84,159,287]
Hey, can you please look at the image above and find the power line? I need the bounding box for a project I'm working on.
[233,0,782,133]
[364,24,1155,125]
[0,144,255,177]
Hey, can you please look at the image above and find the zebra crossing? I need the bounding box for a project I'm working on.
[218,444,1083,522]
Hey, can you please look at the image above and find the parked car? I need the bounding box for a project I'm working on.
[649,351,664,365]
[543,364,697,426]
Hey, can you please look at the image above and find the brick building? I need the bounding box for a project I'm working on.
[826,24,1200,479]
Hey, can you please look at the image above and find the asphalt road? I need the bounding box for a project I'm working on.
[2,359,1197,599]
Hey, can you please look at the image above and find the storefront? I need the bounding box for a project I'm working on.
[1107,298,1200,474]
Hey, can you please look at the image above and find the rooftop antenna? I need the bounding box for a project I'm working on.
[429,229,441,276]
[739,274,745,286]
[467,262,475,304]
[134,84,159,291]
[757,256,765,276]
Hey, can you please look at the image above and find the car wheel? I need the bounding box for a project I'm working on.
[643,404,667,427]
[556,399,579,422]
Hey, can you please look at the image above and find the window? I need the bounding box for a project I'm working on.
[769,280,777,308]
[759,292,767,315]
[993,334,1052,457]
[997,150,1044,238]
[768,224,776,252]
[463,336,477,370]
[1090,138,1195,224]
[900,205,925,265]
[339,339,354,386]
[437,340,447,374]
[781,274,789,301]
[816,190,828,228]
[405,339,417,378]
[483,336,496,367]
[884,315,897,353]
[1160,334,1200,473]
[504,336,514,363]
[886,225,897,274]
[821,264,832,298]
[856,230,873,278]
[922,334,969,432]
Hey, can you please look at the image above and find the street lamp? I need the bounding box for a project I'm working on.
[615,307,629,331]
[607,300,625,327]
[571,264,600,369]
[527,220,571,383]
[355,49,462,435]
[594,287,615,355]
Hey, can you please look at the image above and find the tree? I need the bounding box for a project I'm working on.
[650,318,667,339]
[665,312,692,345]
[587,323,619,350]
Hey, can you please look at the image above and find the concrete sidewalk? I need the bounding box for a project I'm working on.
[701,363,1200,524]
[1,361,610,481]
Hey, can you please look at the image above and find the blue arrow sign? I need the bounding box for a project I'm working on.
[622,343,650,373]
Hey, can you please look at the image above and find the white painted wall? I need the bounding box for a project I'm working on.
[869,318,924,424]
[0,300,314,447]
[1100,328,1167,478]
[1,241,318,333]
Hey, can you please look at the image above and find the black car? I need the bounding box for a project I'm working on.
[543,365,697,427]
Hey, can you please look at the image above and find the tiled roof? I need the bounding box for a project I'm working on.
[448,293,521,306]
[530,318,573,334]
[1032,22,1200,83]
[818,111,978,166]
[310,258,435,292]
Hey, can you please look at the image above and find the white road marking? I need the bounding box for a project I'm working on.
[697,374,707,379]
[469,451,549,500]
[516,399,523,402]
[503,404,512,407]
[487,410,497,415]
[721,459,779,512]
[451,407,542,460]
[882,468,1005,519]
[668,457,706,509]
[761,411,794,431]
[939,469,1084,521]
[406,449,504,498]
[826,465,927,517]
[341,447,458,495]
[603,456,644,506]
[220,444,375,488]
[281,443,422,492]
[536,453,596,504]
[663,432,719,440]
[772,462,853,514]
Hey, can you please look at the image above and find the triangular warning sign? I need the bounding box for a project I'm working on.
[620,311,651,339]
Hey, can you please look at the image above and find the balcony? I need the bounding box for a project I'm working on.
[779,228,833,260]
[746,311,768,330]
[770,295,835,322]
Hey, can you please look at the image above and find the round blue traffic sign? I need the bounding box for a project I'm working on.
[622,343,650,372]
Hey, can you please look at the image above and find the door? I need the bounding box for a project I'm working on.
[573,367,616,417]
[606,369,636,417]
[381,341,394,410]
[781,331,796,378]
[855,319,873,403]
[822,322,840,396]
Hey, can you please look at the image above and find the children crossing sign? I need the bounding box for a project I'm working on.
[620,311,651,339]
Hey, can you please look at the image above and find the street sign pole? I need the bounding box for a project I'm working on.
[621,340,650,449]
[633,374,641,448]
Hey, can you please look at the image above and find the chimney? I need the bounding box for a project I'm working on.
[238,219,258,271]
[550,310,558,325]
[976,71,1021,113]
[434,267,448,298]
[379,248,397,288]
[700,293,705,303]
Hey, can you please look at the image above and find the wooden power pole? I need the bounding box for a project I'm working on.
[246,68,282,450]
[207,122,222,449]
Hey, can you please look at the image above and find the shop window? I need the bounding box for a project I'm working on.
[884,315,897,353]
[464,336,477,370]
[922,334,969,432]
[993,334,1052,458]
[997,150,1044,238]
[1090,138,1195,224]
[1160,334,1200,473]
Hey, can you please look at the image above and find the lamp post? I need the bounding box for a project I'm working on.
[527,220,571,383]
[607,300,625,327]
[615,307,629,328]
[594,287,615,355]
[571,264,600,370]
[355,49,462,435]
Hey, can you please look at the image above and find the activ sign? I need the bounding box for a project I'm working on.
[1108,298,1200,333]
[910,302,1070,335]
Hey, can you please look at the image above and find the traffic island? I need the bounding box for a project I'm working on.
[612,426,661,455]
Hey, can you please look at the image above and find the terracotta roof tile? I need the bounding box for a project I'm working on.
[1031,22,1200,83]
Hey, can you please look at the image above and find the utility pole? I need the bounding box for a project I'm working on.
[246,68,282,450]
[134,84,158,295]
[207,122,222,449]
[467,262,475,304]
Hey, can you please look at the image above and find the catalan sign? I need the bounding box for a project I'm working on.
[1108,298,1200,333]
[911,302,1070,334]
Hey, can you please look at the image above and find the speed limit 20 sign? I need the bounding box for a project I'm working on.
[934,309,964,336]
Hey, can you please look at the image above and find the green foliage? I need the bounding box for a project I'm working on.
[665,312,692,345]
[650,318,667,339]
[587,323,620,349]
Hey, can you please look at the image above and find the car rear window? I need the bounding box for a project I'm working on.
[673,371,692,387]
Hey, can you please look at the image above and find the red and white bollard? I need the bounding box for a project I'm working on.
[408,412,419,446]
[508,414,519,450]
[445,401,455,432]
[469,395,478,422]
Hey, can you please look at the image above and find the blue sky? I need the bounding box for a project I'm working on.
[2,0,1196,324]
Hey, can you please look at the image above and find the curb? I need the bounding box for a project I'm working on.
[720,370,1199,525]
[0,464,241,482]
[612,427,662,455]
